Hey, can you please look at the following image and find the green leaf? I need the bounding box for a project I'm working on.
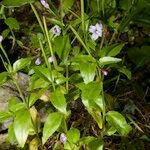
[78,82,103,129]
[63,0,74,14]
[2,0,35,7]
[33,66,52,82]
[88,139,103,150]
[2,29,10,38]
[54,35,71,61]
[0,111,12,123]
[78,136,96,146]
[51,88,67,114]
[67,128,80,144]
[52,70,67,85]
[13,58,31,72]
[99,56,121,66]
[79,62,96,84]
[107,44,124,57]
[14,108,33,147]
[8,124,16,144]
[5,17,20,30]
[8,97,25,113]
[78,81,102,105]
[118,66,131,80]
[42,112,63,144]
[106,111,132,136]
[29,89,46,107]
[105,125,117,136]
[100,44,124,57]
[0,72,8,86]
[28,75,50,91]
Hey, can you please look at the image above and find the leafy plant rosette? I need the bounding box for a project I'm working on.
[0,0,133,149]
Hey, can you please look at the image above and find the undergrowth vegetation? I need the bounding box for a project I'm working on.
[0,0,150,149]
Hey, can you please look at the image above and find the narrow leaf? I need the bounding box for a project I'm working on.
[99,56,121,66]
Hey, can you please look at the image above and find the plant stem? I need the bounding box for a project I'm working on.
[38,38,55,91]
[70,25,91,55]
[43,16,57,69]
[30,3,45,34]
[80,0,85,33]
[0,44,11,66]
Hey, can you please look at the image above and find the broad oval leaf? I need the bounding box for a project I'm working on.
[14,108,33,147]
[13,58,31,72]
[2,0,35,7]
[88,139,103,150]
[5,17,20,30]
[106,111,132,136]
[51,88,67,114]
[42,112,63,144]
[99,56,121,66]
[79,62,96,84]
[67,128,80,144]
[53,35,71,61]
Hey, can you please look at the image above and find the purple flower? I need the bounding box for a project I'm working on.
[89,22,103,40]
[51,25,61,37]
[35,58,41,65]
[0,35,3,43]
[40,0,49,8]
[60,133,67,144]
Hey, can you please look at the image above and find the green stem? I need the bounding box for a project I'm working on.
[38,38,55,91]
[30,3,45,34]
[0,44,11,66]
[12,75,26,104]
[43,16,57,68]
[80,0,85,33]
[0,54,9,72]
[70,25,91,55]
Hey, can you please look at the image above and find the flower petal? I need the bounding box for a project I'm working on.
[89,25,96,33]
[91,33,99,40]
[96,23,103,32]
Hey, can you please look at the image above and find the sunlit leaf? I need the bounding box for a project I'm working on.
[67,128,80,144]
[106,111,132,136]
[13,58,31,72]
[51,88,67,114]
[14,108,33,147]
[79,62,96,84]
[99,56,121,66]
[42,112,63,144]
[88,139,103,150]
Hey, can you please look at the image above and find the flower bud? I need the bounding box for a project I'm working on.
[35,58,41,65]
[0,35,3,43]
[60,133,67,144]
